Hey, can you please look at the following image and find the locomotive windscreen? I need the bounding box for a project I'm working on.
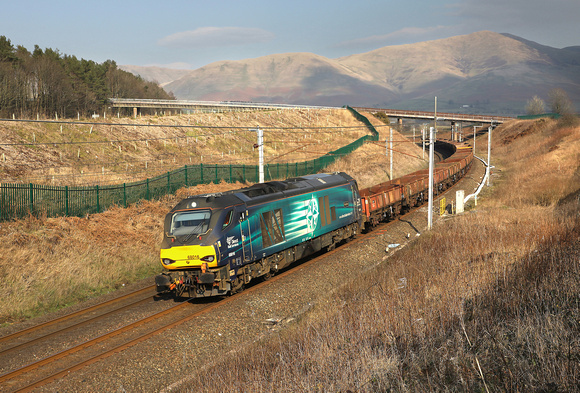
[170,210,211,236]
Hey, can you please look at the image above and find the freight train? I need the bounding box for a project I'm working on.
[155,140,473,298]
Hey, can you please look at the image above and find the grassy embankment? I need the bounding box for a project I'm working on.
[0,109,425,325]
[179,117,580,392]
[0,108,370,186]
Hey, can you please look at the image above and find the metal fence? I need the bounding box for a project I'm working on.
[0,107,379,220]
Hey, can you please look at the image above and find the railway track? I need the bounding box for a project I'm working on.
[0,190,460,393]
[0,285,155,357]
[0,218,404,393]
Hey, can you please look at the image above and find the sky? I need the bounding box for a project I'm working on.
[3,0,580,70]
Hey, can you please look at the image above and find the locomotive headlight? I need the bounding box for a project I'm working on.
[162,258,175,266]
[200,255,215,262]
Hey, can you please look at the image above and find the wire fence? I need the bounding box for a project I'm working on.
[0,106,379,220]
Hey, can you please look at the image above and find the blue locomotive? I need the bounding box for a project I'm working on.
[155,172,363,298]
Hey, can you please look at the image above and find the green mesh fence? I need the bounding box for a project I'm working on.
[516,113,561,120]
[0,107,379,220]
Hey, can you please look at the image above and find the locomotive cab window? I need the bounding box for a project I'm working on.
[170,210,211,236]
[222,210,234,229]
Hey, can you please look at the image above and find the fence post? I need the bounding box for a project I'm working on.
[200,163,204,184]
[167,172,170,195]
[123,183,127,208]
[229,164,232,183]
[243,164,245,182]
[29,183,34,214]
[146,178,150,200]
[184,165,188,186]
[96,185,100,213]
[65,185,69,216]
[215,164,218,184]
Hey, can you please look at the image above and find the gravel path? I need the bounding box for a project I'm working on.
[12,154,486,393]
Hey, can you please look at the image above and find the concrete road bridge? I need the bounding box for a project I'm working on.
[108,98,336,114]
[108,98,514,124]
[354,106,514,124]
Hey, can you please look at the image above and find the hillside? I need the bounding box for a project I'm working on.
[2,108,421,187]
[161,53,397,107]
[126,31,580,114]
[119,65,190,87]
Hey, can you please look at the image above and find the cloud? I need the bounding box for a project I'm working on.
[336,25,458,50]
[158,27,275,48]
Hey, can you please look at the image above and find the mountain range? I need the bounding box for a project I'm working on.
[121,31,580,115]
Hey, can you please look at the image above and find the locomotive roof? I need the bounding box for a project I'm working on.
[236,172,353,206]
[171,172,354,211]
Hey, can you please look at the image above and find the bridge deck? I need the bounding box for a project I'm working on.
[108,99,513,124]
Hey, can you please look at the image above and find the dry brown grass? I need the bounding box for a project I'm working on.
[491,119,580,208]
[0,108,368,186]
[174,118,580,392]
[0,181,243,323]
[326,112,426,189]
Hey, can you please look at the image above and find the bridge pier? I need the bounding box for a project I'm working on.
[451,121,455,140]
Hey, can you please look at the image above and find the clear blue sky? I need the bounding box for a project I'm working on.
[3,0,579,70]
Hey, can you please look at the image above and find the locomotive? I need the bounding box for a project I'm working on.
[155,172,363,298]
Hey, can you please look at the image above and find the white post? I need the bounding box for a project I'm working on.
[428,127,435,230]
[422,127,425,159]
[257,127,264,183]
[487,125,492,187]
[389,126,393,179]
[456,190,465,214]
[473,126,476,153]
[434,96,437,131]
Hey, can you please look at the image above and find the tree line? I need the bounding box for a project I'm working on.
[525,88,574,116]
[0,36,174,119]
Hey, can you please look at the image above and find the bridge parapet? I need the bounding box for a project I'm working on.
[354,107,514,124]
[108,98,338,112]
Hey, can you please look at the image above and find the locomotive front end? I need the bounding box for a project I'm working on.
[155,196,239,298]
